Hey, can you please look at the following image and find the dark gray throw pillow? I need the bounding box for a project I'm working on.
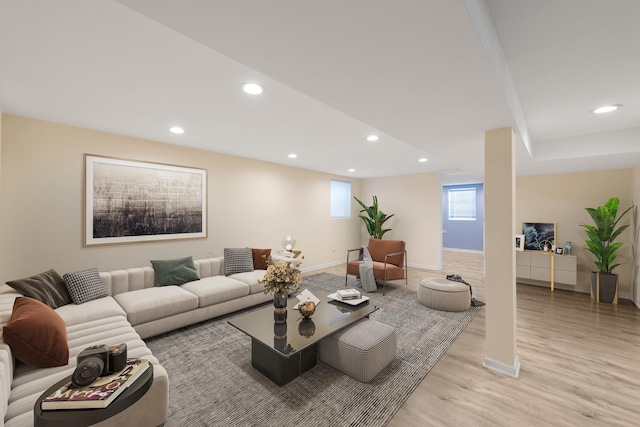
[63,267,109,304]
[224,248,255,276]
[6,269,73,309]
[150,256,200,286]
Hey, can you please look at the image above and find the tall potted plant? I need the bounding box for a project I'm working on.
[581,197,633,303]
[353,195,394,239]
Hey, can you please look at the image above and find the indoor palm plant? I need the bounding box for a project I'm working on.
[581,197,633,303]
[353,195,394,239]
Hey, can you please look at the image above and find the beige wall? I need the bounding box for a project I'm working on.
[0,114,362,282]
[516,169,634,297]
[632,165,640,306]
[361,173,442,269]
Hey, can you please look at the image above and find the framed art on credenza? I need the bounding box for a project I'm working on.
[522,222,556,251]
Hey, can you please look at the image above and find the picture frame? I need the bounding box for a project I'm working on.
[555,247,564,255]
[84,154,207,246]
[515,234,525,251]
[522,222,556,251]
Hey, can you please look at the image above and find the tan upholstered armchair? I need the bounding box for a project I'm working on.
[346,238,407,295]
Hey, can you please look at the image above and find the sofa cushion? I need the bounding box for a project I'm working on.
[113,286,199,326]
[55,296,127,327]
[229,270,268,294]
[150,256,200,286]
[2,298,69,368]
[181,276,249,308]
[251,248,271,270]
[224,248,254,275]
[63,267,109,304]
[6,269,72,309]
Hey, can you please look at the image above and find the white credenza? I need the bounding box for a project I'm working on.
[516,251,577,291]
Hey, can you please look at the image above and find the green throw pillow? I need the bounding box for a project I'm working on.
[151,256,200,286]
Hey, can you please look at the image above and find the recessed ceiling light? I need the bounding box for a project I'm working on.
[366,135,379,142]
[348,168,356,172]
[418,158,428,163]
[593,104,622,114]
[288,154,297,159]
[242,82,264,95]
[169,126,184,134]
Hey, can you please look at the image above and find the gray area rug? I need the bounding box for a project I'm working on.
[146,273,481,427]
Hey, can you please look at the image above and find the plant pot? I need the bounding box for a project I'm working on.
[590,272,618,303]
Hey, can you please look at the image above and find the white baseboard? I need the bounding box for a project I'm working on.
[483,356,521,379]
[407,263,440,270]
[300,260,344,274]
[443,248,484,254]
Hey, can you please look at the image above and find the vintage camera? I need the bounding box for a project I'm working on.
[72,343,127,387]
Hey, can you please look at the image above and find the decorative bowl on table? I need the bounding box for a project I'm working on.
[298,301,316,318]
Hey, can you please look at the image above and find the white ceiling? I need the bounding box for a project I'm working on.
[1,0,639,179]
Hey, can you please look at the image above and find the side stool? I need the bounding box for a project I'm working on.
[318,319,396,383]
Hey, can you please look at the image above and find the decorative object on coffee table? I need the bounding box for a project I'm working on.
[272,291,288,323]
[298,301,316,318]
[259,257,302,323]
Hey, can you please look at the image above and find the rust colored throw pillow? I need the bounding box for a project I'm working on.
[252,248,271,270]
[2,297,69,368]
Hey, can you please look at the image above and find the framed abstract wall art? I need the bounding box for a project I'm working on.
[84,155,207,246]
[521,222,556,251]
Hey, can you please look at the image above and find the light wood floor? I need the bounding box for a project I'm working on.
[317,251,640,427]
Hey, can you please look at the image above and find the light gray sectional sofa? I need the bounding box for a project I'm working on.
[103,256,271,339]
[0,255,272,427]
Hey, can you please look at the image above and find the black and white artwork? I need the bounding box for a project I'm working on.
[522,222,556,251]
[84,155,207,246]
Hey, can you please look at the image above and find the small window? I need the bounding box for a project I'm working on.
[448,187,476,220]
[330,180,351,219]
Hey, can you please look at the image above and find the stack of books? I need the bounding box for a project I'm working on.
[336,289,362,301]
[41,358,150,410]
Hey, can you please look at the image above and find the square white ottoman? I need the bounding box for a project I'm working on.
[319,319,396,382]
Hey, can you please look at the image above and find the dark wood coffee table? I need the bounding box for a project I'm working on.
[228,294,378,386]
[33,363,153,427]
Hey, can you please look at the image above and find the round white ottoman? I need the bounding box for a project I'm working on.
[418,277,471,312]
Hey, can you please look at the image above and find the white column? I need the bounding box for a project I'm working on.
[483,127,520,378]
